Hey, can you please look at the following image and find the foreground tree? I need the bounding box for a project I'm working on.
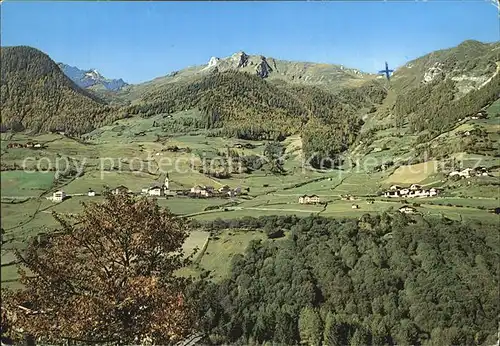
[2,192,197,345]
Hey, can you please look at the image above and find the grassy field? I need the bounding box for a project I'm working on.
[182,230,210,260]
[385,161,439,184]
[199,230,267,281]
[1,171,55,197]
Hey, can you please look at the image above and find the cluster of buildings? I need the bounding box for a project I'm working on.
[6,142,43,149]
[458,110,488,122]
[189,185,240,198]
[140,177,170,197]
[449,167,490,179]
[298,195,321,204]
[383,184,441,198]
[340,194,356,201]
[48,188,97,202]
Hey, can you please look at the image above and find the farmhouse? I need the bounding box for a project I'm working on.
[112,185,131,195]
[384,191,400,198]
[87,189,96,197]
[299,195,320,204]
[429,188,440,197]
[352,204,359,209]
[409,184,422,191]
[399,206,417,214]
[190,185,214,197]
[147,184,164,197]
[50,190,67,202]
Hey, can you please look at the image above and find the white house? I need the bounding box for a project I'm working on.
[190,185,205,195]
[399,206,417,214]
[299,195,320,204]
[410,184,422,191]
[390,185,401,191]
[87,189,96,197]
[400,189,410,196]
[51,190,66,202]
[460,168,474,178]
[384,191,400,198]
[429,188,438,197]
[191,185,213,197]
[200,189,212,197]
[112,185,131,195]
[148,185,164,197]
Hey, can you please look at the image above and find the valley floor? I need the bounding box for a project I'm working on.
[2,103,500,286]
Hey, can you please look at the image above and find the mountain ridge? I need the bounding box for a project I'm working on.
[117,51,376,101]
[0,46,122,134]
[1,39,498,150]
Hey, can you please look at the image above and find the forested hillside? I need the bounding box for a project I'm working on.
[0,46,122,134]
[128,71,387,165]
[190,214,500,346]
[395,71,499,134]
[388,40,500,134]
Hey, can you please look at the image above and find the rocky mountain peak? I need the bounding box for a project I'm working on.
[231,51,249,68]
[57,63,127,91]
[208,56,220,68]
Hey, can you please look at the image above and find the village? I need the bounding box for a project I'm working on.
[293,193,419,215]
[6,141,44,149]
[46,175,244,202]
[382,184,441,198]
[448,166,491,179]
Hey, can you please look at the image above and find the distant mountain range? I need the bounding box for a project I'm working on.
[57,63,128,91]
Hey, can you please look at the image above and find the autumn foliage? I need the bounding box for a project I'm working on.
[2,192,197,344]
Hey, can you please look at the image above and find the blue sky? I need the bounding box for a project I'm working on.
[2,1,498,84]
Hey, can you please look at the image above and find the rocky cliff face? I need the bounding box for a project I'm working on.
[256,56,272,78]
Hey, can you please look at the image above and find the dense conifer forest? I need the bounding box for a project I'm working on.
[189,214,500,346]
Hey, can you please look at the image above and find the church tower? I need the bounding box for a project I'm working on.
[164,173,169,191]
